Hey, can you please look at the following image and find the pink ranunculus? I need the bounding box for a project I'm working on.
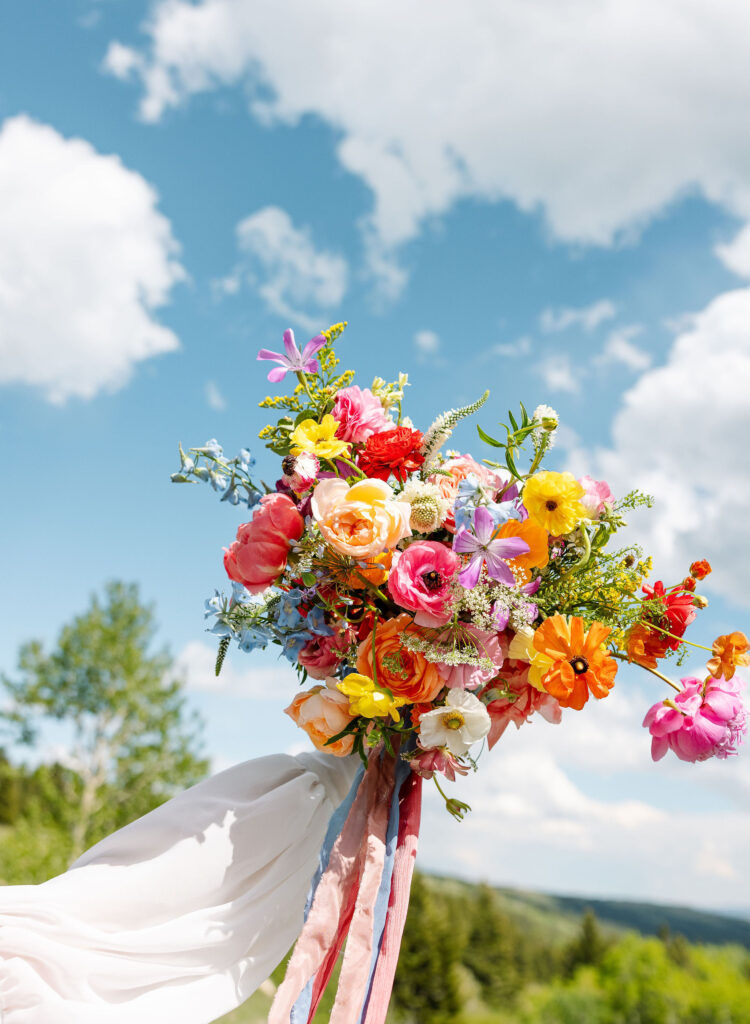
[387,541,458,627]
[482,659,563,749]
[437,625,508,690]
[297,625,355,680]
[223,493,304,594]
[331,385,393,443]
[643,675,747,763]
[578,475,614,518]
[409,746,470,782]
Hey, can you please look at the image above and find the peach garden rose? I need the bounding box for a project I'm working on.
[311,477,411,560]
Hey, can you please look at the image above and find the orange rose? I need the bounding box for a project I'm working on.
[311,478,411,560]
[357,613,443,703]
[284,680,355,756]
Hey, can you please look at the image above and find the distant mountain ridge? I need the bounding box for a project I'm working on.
[427,875,750,948]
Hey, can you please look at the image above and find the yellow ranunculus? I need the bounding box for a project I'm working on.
[290,415,350,460]
[336,673,407,722]
[523,471,586,535]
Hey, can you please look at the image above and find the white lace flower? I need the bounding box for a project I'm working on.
[418,689,490,756]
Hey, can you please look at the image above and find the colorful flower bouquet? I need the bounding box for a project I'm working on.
[172,322,748,1023]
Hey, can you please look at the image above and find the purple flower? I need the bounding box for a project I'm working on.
[257,329,326,383]
[453,505,530,589]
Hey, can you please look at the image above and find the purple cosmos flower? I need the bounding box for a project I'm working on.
[453,505,530,589]
[257,329,326,383]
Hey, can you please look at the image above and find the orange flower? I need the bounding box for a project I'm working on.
[626,622,667,670]
[345,551,393,589]
[690,559,712,580]
[284,682,356,756]
[532,615,617,710]
[497,518,549,583]
[357,613,443,703]
[706,632,750,681]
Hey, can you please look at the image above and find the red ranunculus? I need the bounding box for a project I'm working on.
[627,580,697,668]
[223,493,304,593]
[357,427,425,483]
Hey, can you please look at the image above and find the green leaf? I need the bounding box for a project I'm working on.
[505,448,520,478]
[301,571,317,588]
[508,409,519,432]
[477,424,504,448]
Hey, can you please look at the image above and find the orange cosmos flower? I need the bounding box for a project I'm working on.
[706,632,750,681]
[496,518,549,584]
[532,615,617,710]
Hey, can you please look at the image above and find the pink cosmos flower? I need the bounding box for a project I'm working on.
[297,624,355,680]
[482,659,563,749]
[437,625,508,690]
[579,475,614,518]
[257,329,326,383]
[387,541,458,627]
[409,746,470,782]
[331,385,393,443]
[643,675,747,763]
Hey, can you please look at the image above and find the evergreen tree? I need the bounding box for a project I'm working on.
[0,582,208,872]
[463,882,522,1006]
[563,908,608,976]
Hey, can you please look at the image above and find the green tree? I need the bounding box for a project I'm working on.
[463,882,522,1005]
[0,581,208,875]
[563,909,608,976]
[391,871,462,1024]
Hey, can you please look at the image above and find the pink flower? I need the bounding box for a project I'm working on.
[387,541,458,627]
[297,625,355,680]
[281,452,320,494]
[409,746,470,782]
[257,329,326,383]
[643,675,747,763]
[223,493,304,594]
[428,454,510,532]
[579,475,614,518]
[437,625,508,690]
[331,385,393,443]
[482,659,562,749]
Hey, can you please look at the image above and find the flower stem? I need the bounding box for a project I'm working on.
[295,371,316,407]
[612,650,682,692]
[639,619,712,654]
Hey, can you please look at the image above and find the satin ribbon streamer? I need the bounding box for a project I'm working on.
[268,749,423,1024]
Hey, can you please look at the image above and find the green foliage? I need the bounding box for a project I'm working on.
[0,582,208,875]
[563,909,610,976]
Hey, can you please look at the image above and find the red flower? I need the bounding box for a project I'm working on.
[357,427,425,483]
[627,580,697,668]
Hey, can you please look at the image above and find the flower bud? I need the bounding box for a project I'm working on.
[693,594,709,609]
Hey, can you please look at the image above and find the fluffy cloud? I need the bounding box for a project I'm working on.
[414,329,440,355]
[419,682,750,907]
[540,300,617,334]
[175,641,295,699]
[0,115,184,403]
[538,354,578,393]
[204,380,226,410]
[217,206,347,329]
[596,325,651,372]
[104,0,750,283]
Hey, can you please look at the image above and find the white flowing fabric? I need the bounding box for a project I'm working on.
[0,751,358,1024]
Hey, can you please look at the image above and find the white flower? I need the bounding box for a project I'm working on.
[400,479,450,532]
[532,404,559,430]
[418,689,490,756]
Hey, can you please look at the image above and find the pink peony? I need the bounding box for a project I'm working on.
[437,625,508,690]
[482,659,563,749]
[579,475,614,518]
[224,493,304,594]
[331,385,393,443]
[643,675,747,763]
[387,541,458,627]
[409,746,470,782]
[297,625,355,680]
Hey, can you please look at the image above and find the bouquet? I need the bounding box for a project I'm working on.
[173,322,748,1023]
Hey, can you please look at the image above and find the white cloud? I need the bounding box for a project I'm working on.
[540,300,617,334]
[0,115,183,403]
[492,336,533,358]
[175,641,294,699]
[414,329,440,355]
[220,205,347,329]
[538,354,579,394]
[579,246,750,605]
[205,379,226,410]
[597,325,652,372]
[105,1,750,283]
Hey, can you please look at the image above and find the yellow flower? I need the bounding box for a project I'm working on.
[290,415,350,460]
[336,673,408,722]
[508,627,554,691]
[523,471,587,535]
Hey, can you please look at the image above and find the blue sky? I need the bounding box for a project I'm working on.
[2,0,750,910]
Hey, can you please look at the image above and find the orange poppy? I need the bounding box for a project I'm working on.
[532,615,617,710]
[706,631,750,681]
[497,518,549,584]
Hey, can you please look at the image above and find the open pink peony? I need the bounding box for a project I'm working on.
[643,675,747,762]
